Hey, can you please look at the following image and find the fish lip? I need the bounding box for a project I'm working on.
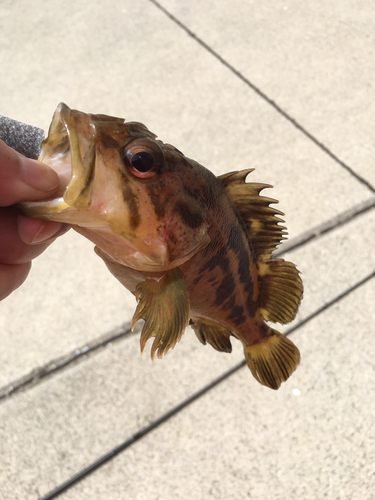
[18,103,98,219]
[36,103,96,212]
[54,103,96,211]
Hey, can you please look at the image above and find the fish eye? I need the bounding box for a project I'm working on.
[124,138,165,179]
[131,152,154,173]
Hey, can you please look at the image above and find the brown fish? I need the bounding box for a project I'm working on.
[20,103,303,389]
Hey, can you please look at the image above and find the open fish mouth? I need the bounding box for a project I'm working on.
[19,102,96,219]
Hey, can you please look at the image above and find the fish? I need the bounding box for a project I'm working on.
[20,103,303,390]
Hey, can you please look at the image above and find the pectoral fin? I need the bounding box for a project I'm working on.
[132,267,190,360]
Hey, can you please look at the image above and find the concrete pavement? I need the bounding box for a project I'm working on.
[0,1,374,499]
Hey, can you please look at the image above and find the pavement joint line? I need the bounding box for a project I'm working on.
[285,269,375,337]
[149,0,375,195]
[1,198,374,403]
[39,362,244,500]
[0,323,135,402]
[38,269,375,500]
[276,197,375,256]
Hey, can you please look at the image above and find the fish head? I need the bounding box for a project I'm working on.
[20,103,210,271]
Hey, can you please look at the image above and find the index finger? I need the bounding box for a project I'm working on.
[0,139,60,206]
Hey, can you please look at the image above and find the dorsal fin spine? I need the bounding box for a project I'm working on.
[219,169,287,260]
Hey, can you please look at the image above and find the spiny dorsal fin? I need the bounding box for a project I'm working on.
[219,169,287,260]
[258,259,303,324]
[190,318,232,353]
[132,267,190,360]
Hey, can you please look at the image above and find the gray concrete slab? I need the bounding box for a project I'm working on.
[0,0,374,499]
[161,0,375,186]
[0,207,374,499]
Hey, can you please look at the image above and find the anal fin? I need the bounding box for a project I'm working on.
[190,318,233,353]
[259,258,303,324]
[244,328,300,390]
[132,267,190,360]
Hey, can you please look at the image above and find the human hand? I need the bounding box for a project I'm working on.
[0,139,69,300]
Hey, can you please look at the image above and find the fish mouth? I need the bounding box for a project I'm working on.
[19,102,96,219]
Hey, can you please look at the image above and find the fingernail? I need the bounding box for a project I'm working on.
[20,155,60,192]
[30,222,65,244]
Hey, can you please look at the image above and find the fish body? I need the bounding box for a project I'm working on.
[20,103,303,389]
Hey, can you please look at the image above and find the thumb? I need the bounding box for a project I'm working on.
[0,140,60,206]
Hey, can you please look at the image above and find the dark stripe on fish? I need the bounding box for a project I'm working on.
[228,226,257,317]
[199,245,229,274]
[197,237,248,325]
[147,184,166,220]
[214,273,235,306]
[122,184,140,230]
[176,202,204,229]
[225,295,246,325]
